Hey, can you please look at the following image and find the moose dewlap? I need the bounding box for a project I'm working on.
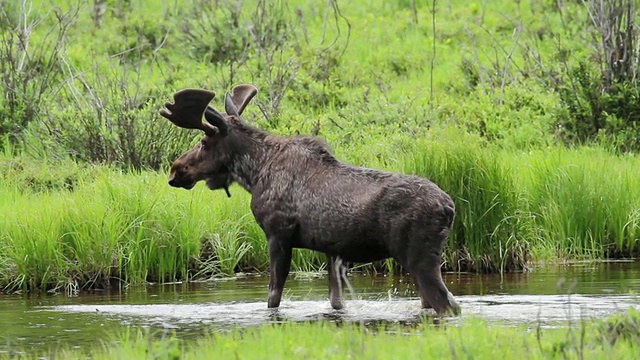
[160,84,460,316]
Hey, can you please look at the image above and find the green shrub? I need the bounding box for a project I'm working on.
[0,2,74,140]
[556,63,640,152]
[178,0,248,65]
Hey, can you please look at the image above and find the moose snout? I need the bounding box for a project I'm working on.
[168,175,195,189]
[168,173,182,188]
[167,172,177,187]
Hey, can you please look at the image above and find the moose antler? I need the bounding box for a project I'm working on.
[160,88,223,136]
[226,84,258,117]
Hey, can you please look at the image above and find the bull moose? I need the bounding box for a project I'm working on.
[159,84,461,316]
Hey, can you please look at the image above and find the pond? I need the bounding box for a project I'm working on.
[0,261,638,354]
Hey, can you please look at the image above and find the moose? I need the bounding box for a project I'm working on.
[160,84,461,316]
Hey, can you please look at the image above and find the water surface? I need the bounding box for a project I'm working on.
[1,262,638,354]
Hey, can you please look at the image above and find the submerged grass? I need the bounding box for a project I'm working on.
[20,309,640,359]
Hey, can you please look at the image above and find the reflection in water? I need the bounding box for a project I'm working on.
[446,261,640,296]
[0,261,639,353]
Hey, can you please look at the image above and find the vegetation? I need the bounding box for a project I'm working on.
[2,134,639,291]
[8,309,640,359]
[1,0,639,290]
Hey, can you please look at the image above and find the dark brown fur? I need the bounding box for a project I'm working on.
[161,85,460,316]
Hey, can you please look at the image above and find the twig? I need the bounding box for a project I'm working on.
[499,24,521,104]
[321,0,351,57]
[429,0,437,109]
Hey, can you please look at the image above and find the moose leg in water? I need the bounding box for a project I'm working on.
[327,255,345,310]
[409,273,430,309]
[411,255,457,315]
[267,237,293,308]
[399,221,458,314]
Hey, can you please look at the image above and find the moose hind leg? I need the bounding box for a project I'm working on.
[327,255,345,310]
[409,273,432,309]
[267,238,293,308]
[408,251,460,316]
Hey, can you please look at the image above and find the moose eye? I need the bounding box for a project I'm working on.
[200,139,207,147]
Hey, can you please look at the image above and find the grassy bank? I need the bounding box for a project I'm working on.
[12,309,640,359]
[2,131,639,291]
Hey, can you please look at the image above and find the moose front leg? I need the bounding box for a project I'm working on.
[327,255,345,310]
[267,238,293,308]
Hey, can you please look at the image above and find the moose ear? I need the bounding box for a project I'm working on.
[225,84,258,116]
[204,106,229,136]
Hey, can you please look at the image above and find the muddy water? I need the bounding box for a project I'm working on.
[1,261,639,354]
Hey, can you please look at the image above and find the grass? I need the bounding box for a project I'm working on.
[14,309,640,359]
[0,164,253,291]
[1,0,596,164]
[399,131,640,273]
[401,131,533,273]
[1,2,638,359]
[519,148,640,259]
[1,131,640,291]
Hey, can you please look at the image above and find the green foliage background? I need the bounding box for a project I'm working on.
[5,0,637,162]
[0,0,639,290]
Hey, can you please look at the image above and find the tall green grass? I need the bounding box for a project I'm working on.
[0,154,330,291]
[519,148,640,259]
[2,132,639,291]
[399,132,640,272]
[1,167,244,291]
[401,131,535,273]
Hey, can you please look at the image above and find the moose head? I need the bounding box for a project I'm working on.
[159,84,258,196]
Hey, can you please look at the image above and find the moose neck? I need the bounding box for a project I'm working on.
[225,122,268,193]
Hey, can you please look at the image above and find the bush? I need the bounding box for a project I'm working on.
[556,62,640,152]
[178,0,248,65]
[0,2,74,140]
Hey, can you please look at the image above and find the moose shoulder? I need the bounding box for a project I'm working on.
[160,84,460,316]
